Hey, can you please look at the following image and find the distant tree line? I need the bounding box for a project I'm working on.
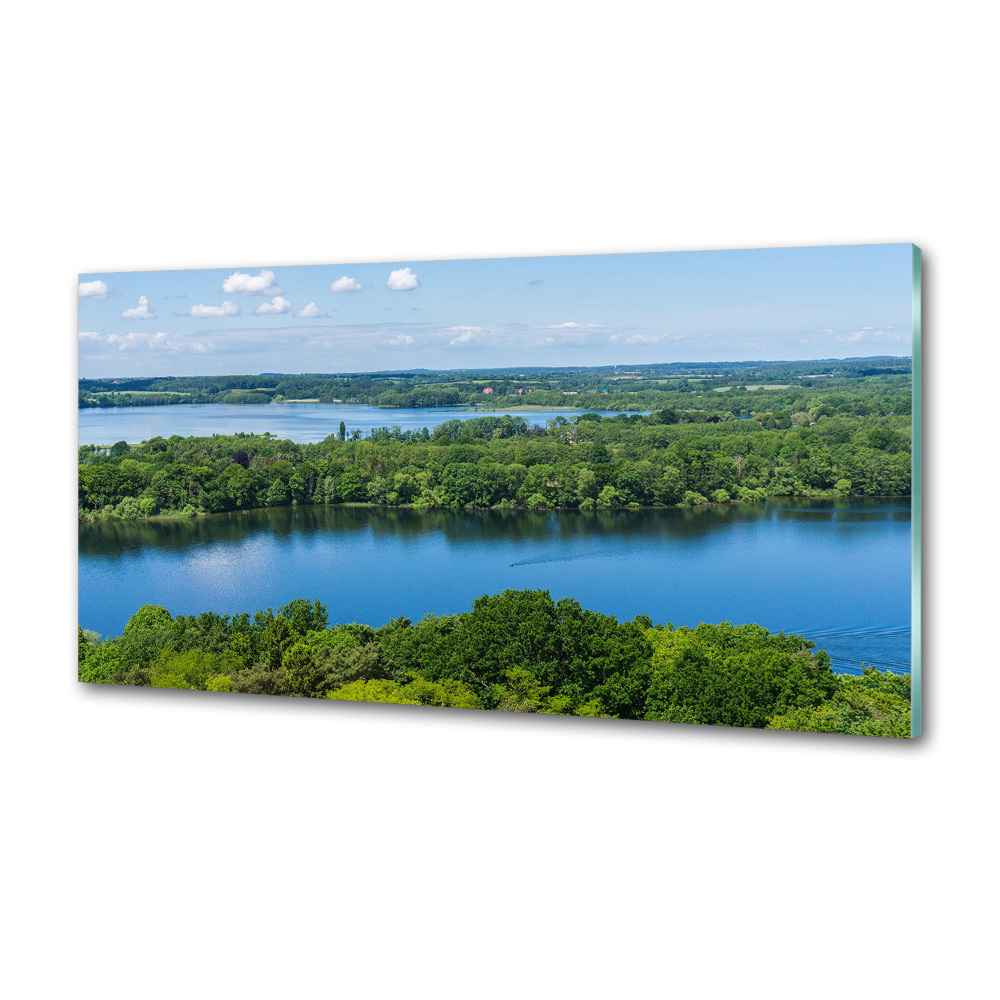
[78,590,911,737]
[79,388,912,520]
[78,359,912,410]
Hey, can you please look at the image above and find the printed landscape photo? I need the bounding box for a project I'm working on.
[78,245,920,737]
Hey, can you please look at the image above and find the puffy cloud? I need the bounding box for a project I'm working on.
[545,321,596,329]
[330,275,363,293]
[296,301,328,318]
[120,295,155,320]
[221,269,284,295]
[447,325,483,345]
[254,296,292,315]
[108,332,167,350]
[78,331,102,341]
[190,301,241,317]
[387,334,414,346]
[79,280,109,299]
[387,267,420,291]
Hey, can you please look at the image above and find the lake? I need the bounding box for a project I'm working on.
[78,402,642,445]
[79,500,912,675]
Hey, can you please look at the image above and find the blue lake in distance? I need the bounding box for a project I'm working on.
[78,402,644,445]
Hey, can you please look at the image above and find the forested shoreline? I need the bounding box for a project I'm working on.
[79,376,911,520]
[78,590,911,737]
[78,357,910,410]
[78,359,915,736]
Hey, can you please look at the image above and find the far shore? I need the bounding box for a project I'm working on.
[435,404,643,412]
[79,491,906,525]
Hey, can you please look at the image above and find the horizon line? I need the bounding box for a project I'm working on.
[78,353,913,381]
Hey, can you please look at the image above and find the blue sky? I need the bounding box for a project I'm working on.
[78,244,915,377]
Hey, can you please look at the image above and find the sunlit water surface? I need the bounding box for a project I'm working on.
[79,500,912,675]
[79,402,643,445]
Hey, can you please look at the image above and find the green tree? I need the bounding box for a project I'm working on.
[597,485,619,508]
[767,667,910,737]
[314,643,388,690]
[279,599,328,636]
[281,640,324,697]
[148,649,231,690]
[327,677,481,708]
[265,478,289,506]
[644,622,837,729]
[258,616,295,670]
[79,640,125,684]
[576,467,598,501]
[117,605,178,671]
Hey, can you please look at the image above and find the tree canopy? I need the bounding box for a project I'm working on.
[79,374,911,521]
[79,591,911,737]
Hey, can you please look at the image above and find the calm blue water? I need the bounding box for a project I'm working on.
[78,402,641,445]
[78,500,912,675]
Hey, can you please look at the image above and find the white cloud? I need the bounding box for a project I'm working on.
[108,332,167,350]
[254,296,292,315]
[447,325,484,345]
[296,301,328,318]
[79,280,109,299]
[387,267,420,291]
[545,321,596,329]
[80,331,213,353]
[330,275,363,293]
[190,301,241,317]
[843,329,908,344]
[221,269,284,295]
[120,295,155,320]
[387,335,414,346]
[610,333,663,345]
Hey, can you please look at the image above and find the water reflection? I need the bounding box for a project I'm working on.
[79,498,912,675]
[79,498,907,558]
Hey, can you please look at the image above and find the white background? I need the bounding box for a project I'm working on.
[2,2,995,997]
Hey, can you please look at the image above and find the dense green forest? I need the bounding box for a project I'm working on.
[79,373,911,519]
[78,590,911,737]
[78,356,911,410]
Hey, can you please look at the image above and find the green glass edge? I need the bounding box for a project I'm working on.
[911,245,922,737]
